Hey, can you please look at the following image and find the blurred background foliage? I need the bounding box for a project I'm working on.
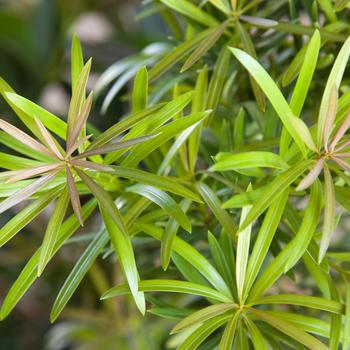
[1,0,350,349]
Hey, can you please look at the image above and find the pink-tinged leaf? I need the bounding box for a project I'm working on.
[334,138,350,152]
[332,156,350,172]
[323,86,338,151]
[319,164,335,263]
[329,110,350,152]
[0,119,55,157]
[75,134,157,159]
[66,134,92,157]
[66,92,93,151]
[5,164,60,183]
[34,118,64,159]
[67,59,91,146]
[71,159,114,172]
[66,165,83,226]
[296,158,325,191]
[0,170,59,214]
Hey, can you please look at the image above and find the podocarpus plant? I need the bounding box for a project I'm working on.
[2,1,350,349]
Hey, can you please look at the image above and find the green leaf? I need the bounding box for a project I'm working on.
[160,0,218,27]
[344,284,350,350]
[239,160,312,232]
[0,199,97,320]
[88,104,164,149]
[102,210,145,314]
[136,223,232,298]
[211,151,288,172]
[237,21,265,111]
[161,199,192,270]
[75,169,144,311]
[236,186,252,302]
[112,166,201,202]
[5,92,67,139]
[244,317,268,350]
[0,187,60,247]
[208,0,231,14]
[285,181,322,271]
[319,164,335,262]
[280,30,321,155]
[317,36,350,147]
[242,189,289,301]
[132,66,148,113]
[149,28,213,81]
[127,184,191,232]
[38,188,70,276]
[229,48,309,156]
[181,20,229,72]
[250,294,343,314]
[121,111,210,167]
[218,311,241,350]
[189,67,208,173]
[171,303,236,334]
[50,229,109,322]
[101,279,232,303]
[196,182,236,238]
[265,311,330,338]
[71,33,84,92]
[250,309,329,350]
[178,314,230,350]
[67,59,91,147]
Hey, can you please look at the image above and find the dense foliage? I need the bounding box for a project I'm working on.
[2,0,350,349]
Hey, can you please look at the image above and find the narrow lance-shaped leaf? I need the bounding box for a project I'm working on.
[75,168,143,311]
[242,189,289,301]
[296,158,325,191]
[0,170,59,214]
[177,315,230,350]
[285,180,322,271]
[239,160,312,232]
[5,92,67,139]
[250,309,329,350]
[196,182,236,238]
[126,184,191,232]
[319,164,336,262]
[132,66,148,113]
[71,33,84,92]
[34,118,64,159]
[0,199,97,320]
[181,20,230,72]
[50,229,108,322]
[3,164,60,183]
[160,0,218,27]
[0,119,55,157]
[161,199,192,270]
[317,36,350,148]
[67,59,91,147]
[244,317,269,350]
[323,86,339,151]
[344,283,350,350]
[236,185,252,302]
[219,311,241,350]
[229,48,309,156]
[75,134,157,159]
[101,279,232,303]
[329,110,350,151]
[237,21,266,111]
[189,66,208,173]
[38,187,70,276]
[280,29,320,155]
[171,303,236,334]
[0,187,60,247]
[66,165,83,226]
[211,151,288,171]
[66,91,93,153]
